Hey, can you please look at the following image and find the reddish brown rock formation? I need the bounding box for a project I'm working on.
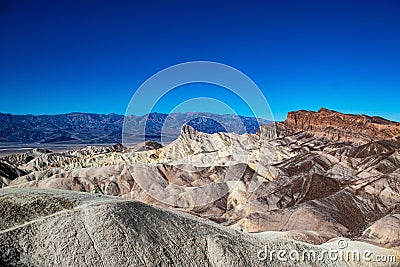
[280,108,400,144]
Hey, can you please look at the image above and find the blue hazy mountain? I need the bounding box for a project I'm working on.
[0,112,271,144]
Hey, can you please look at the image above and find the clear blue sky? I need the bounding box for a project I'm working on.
[0,0,399,121]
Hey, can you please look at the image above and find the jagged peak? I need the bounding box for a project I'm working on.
[318,107,332,113]
[180,124,198,139]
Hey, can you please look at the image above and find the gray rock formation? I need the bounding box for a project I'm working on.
[0,160,27,187]
[1,188,398,267]
[362,213,400,249]
[1,109,400,266]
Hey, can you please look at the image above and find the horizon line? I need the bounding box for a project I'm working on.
[1,108,399,123]
[0,110,274,120]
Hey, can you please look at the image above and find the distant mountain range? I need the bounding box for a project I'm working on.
[0,112,270,144]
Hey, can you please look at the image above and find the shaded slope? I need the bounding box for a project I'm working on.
[0,188,352,267]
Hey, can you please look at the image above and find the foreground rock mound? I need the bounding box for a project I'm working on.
[0,188,353,267]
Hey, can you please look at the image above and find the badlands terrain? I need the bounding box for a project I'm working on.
[1,108,400,266]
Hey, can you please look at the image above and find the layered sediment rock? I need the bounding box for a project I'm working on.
[1,188,398,267]
[2,109,400,257]
[280,108,400,144]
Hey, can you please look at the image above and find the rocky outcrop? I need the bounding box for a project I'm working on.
[3,148,52,166]
[71,142,126,156]
[0,160,27,187]
[1,188,398,267]
[2,109,400,255]
[362,213,400,249]
[130,140,163,152]
[0,188,264,266]
[280,108,400,144]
